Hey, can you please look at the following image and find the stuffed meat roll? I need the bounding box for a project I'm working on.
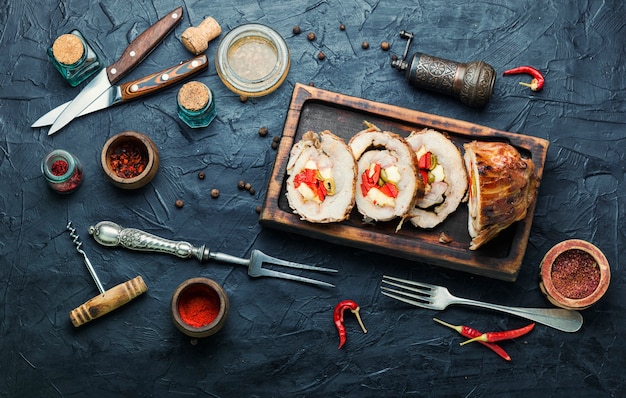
[286,130,357,223]
[406,128,468,229]
[464,140,538,250]
[349,123,422,223]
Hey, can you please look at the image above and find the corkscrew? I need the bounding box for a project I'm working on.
[66,221,148,327]
[67,221,105,294]
[391,29,496,108]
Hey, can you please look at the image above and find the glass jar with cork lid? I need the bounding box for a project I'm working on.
[47,30,102,87]
[177,81,217,128]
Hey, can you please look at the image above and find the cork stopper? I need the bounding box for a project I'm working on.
[52,34,84,65]
[178,81,210,111]
[181,17,222,55]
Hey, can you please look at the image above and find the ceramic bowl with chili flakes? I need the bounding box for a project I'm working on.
[170,277,230,341]
[539,239,610,310]
[101,131,159,189]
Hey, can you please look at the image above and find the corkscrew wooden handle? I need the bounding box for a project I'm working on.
[69,275,148,327]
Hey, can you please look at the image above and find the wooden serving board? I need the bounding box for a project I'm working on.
[259,83,549,281]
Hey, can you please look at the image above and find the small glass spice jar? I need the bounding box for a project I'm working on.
[47,29,102,87]
[41,149,84,194]
[177,81,217,128]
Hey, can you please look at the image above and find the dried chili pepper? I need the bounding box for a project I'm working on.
[334,300,367,349]
[460,322,535,346]
[502,66,544,91]
[433,318,511,361]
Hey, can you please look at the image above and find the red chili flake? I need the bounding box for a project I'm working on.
[109,142,148,179]
[551,249,600,299]
[51,159,69,176]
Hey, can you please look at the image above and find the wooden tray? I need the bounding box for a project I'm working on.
[259,84,549,281]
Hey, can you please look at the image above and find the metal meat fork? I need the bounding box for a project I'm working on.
[381,275,583,332]
[88,221,337,288]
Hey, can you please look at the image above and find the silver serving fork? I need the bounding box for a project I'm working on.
[88,221,338,288]
[381,275,583,332]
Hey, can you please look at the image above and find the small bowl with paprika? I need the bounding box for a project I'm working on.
[171,277,230,340]
[539,239,610,310]
[101,131,159,189]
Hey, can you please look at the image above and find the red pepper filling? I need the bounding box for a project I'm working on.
[359,163,398,200]
[417,152,433,185]
[294,168,327,202]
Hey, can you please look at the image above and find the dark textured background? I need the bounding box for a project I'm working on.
[1,0,624,397]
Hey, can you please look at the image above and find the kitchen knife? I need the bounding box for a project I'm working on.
[46,6,183,135]
[32,55,208,127]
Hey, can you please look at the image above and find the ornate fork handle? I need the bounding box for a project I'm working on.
[451,296,583,332]
[89,220,209,262]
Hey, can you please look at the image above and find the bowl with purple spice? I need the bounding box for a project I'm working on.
[539,239,610,310]
[101,131,159,189]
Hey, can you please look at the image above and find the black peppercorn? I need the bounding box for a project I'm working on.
[317,51,325,60]
[308,82,315,87]
[211,188,220,198]
[244,182,252,191]
[307,32,316,41]
[292,25,301,35]
[255,205,262,214]
[249,187,256,195]
[381,41,390,51]
[198,171,205,179]
[238,180,246,190]
[339,24,345,31]
[272,136,281,143]
[258,127,269,137]
[362,41,369,49]
[271,141,278,150]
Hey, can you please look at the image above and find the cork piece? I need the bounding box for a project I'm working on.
[178,81,210,111]
[181,17,222,55]
[52,34,84,65]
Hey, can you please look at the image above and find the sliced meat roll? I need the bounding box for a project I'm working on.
[464,141,538,250]
[286,130,357,223]
[407,128,468,229]
[349,123,422,222]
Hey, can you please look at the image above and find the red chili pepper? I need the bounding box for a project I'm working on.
[502,66,544,92]
[460,322,535,346]
[334,300,367,349]
[433,318,511,361]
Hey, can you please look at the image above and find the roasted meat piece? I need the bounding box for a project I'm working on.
[286,130,357,223]
[406,128,468,229]
[464,141,538,250]
[349,123,423,223]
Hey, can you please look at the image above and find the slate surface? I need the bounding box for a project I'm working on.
[1,0,624,397]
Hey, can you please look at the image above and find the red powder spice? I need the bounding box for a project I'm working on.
[551,249,600,299]
[177,285,220,328]
[51,159,69,176]
[109,142,148,179]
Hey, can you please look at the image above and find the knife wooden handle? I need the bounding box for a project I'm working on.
[118,54,208,102]
[106,6,183,84]
[69,275,147,327]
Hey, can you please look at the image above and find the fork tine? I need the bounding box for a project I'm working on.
[381,285,435,305]
[382,275,437,290]
[256,250,338,273]
[381,279,432,297]
[380,289,436,310]
[256,267,335,288]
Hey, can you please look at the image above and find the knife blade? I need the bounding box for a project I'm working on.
[46,6,183,135]
[32,55,208,127]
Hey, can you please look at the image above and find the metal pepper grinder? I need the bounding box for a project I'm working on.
[391,30,496,108]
